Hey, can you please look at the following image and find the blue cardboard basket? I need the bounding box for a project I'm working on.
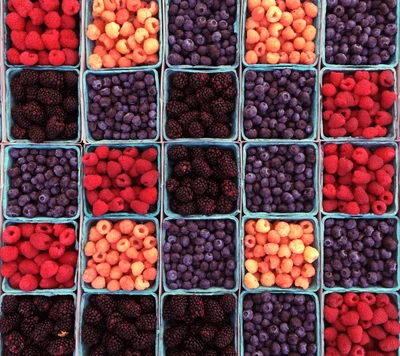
[241,67,319,141]
[242,142,319,216]
[165,0,240,69]
[81,216,159,294]
[320,141,399,216]
[3,144,82,221]
[240,291,320,356]
[83,143,161,218]
[164,142,241,218]
[83,69,160,143]
[321,216,400,292]
[163,68,239,142]
[1,220,79,294]
[5,68,81,143]
[320,68,398,140]
[161,216,240,293]
[241,215,321,293]
[85,0,162,70]
[321,2,400,67]
[241,0,321,68]
[0,292,77,356]
[160,292,238,355]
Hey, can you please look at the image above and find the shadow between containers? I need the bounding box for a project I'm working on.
[83,69,160,143]
[80,216,160,294]
[320,215,400,293]
[162,68,239,142]
[5,67,82,143]
[242,141,319,216]
[241,215,321,293]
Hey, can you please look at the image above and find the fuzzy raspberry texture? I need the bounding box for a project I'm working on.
[322,70,396,139]
[83,145,159,216]
[6,0,80,66]
[322,143,396,215]
[0,223,77,291]
[324,292,400,355]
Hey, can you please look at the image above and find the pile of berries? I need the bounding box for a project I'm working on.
[245,144,317,213]
[0,223,77,292]
[83,219,158,292]
[242,292,317,355]
[82,294,156,355]
[84,145,159,216]
[86,72,158,141]
[322,143,396,215]
[163,294,237,355]
[6,147,79,219]
[166,145,239,216]
[167,0,238,66]
[6,0,80,66]
[166,72,237,139]
[9,69,79,142]
[244,218,319,290]
[322,70,397,138]
[163,219,237,290]
[0,295,75,355]
[324,292,400,355]
[324,218,398,289]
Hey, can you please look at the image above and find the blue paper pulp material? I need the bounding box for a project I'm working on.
[83,143,161,217]
[163,68,239,142]
[81,216,159,294]
[85,0,162,70]
[241,67,319,141]
[320,68,398,140]
[83,69,160,143]
[3,144,82,221]
[320,141,399,216]
[5,68,82,143]
[164,142,241,218]
[241,215,321,292]
[161,216,240,293]
[321,216,400,292]
[242,142,319,216]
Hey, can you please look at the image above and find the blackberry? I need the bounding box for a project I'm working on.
[188,295,205,319]
[89,344,107,356]
[222,86,237,100]
[163,295,187,321]
[178,111,200,130]
[191,147,205,159]
[220,154,238,177]
[61,122,78,139]
[185,95,199,109]
[50,297,75,319]
[131,333,156,350]
[4,331,25,354]
[180,178,193,188]
[37,88,62,106]
[197,197,216,215]
[192,158,213,178]
[189,73,209,90]
[124,350,141,356]
[192,177,208,195]
[105,334,124,355]
[204,350,218,356]
[177,202,196,216]
[165,326,187,348]
[199,112,215,128]
[200,325,218,343]
[26,85,39,101]
[0,314,21,333]
[216,115,231,124]
[53,317,74,337]
[106,312,123,331]
[141,348,156,356]
[21,346,45,356]
[39,71,64,89]
[207,181,219,198]
[222,346,237,355]
[208,123,230,138]
[11,79,26,102]
[1,295,19,313]
[196,87,215,104]
[166,119,183,139]
[18,299,34,317]
[20,315,39,336]
[219,294,236,314]
[135,314,156,331]
[46,116,65,139]
[12,105,31,129]
[172,72,189,89]
[23,101,46,125]
[32,321,53,343]
[221,180,238,201]
[216,196,234,214]
[19,69,39,86]
[29,126,46,143]
[205,147,223,165]
[46,106,66,121]
[215,325,234,348]
[181,350,197,356]
[175,186,193,203]
[115,321,137,340]
[33,296,52,312]
[166,178,180,192]
[82,324,101,346]
[212,98,232,116]
[170,199,180,213]
[169,88,185,101]
[63,71,78,87]
[188,121,205,138]
[174,160,192,177]
[140,296,156,313]
[205,300,225,323]
[210,73,233,92]
[117,298,141,318]
[168,145,189,161]
[184,337,205,352]
[47,337,75,355]
[83,306,102,325]
[166,101,189,119]
[63,97,78,113]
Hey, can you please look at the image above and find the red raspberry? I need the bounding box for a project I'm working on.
[59,29,79,49]
[324,144,338,156]
[141,147,158,162]
[0,246,19,262]
[44,11,61,28]
[58,251,78,266]
[344,117,358,133]
[83,152,99,166]
[96,161,107,174]
[95,146,110,159]
[322,184,336,199]
[92,200,109,216]
[323,97,337,111]
[49,241,65,259]
[9,272,23,289]
[384,302,399,320]
[11,30,28,50]
[59,228,76,247]
[13,0,35,17]
[3,226,21,244]
[60,14,76,29]
[360,292,376,305]
[328,113,345,129]
[139,187,158,205]
[84,175,102,191]
[19,259,39,275]
[135,159,153,174]
[28,7,46,25]
[378,336,400,352]
[324,327,338,341]
[25,31,45,50]
[48,49,66,66]
[368,181,385,196]
[19,274,38,292]
[61,0,80,15]
[330,72,345,86]
[375,294,391,307]
[340,77,356,91]
[115,173,132,188]
[62,48,79,65]
[357,110,372,129]
[86,190,99,205]
[354,186,369,205]
[354,71,370,82]
[343,292,360,307]
[337,157,353,176]
[379,191,393,205]
[337,333,352,354]
[383,320,400,335]
[374,147,396,163]
[40,277,58,289]
[6,12,25,30]
[375,170,392,186]
[343,202,360,215]
[98,189,114,203]
[324,155,339,174]
[322,83,337,96]
[100,176,112,189]
[326,293,343,308]
[6,48,21,64]
[380,90,396,109]
[109,197,125,212]
[359,96,374,110]
[375,111,393,126]
[84,166,97,175]
[372,201,387,215]
[334,91,355,108]
[55,264,74,283]
[123,147,140,158]
[1,262,18,278]
[336,186,353,201]
[106,161,122,178]
[130,200,149,214]
[362,127,379,139]
[354,79,372,95]
[323,200,338,212]
[40,260,59,278]
[118,155,135,171]
[379,70,394,88]
[34,253,51,266]
[332,318,347,332]
[324,306,339,324]
[39,0,59,11]
[367,155,384,171]
[20,241,39,259]
[347,325,363,344]
[340,311,359,326]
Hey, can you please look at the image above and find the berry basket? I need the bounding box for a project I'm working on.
[161,216,240,293]
[241,0,321,68]
[242,142,319,216]
[164,142,241,218]
[3,144,82,221]
[83,69,160,143]
[83,143,161,218]
[85,0,163,70]
[241,215,321,293]
[241,67,319,141]
[5,68,81,143]
[165,0,240,69]
[320,141,399,217]
[320,67,398,141]
[1,220,79,294]
[321,216,400,293]
[159,292,238,355]
[80,216,160,294]
[163,68,239,142]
